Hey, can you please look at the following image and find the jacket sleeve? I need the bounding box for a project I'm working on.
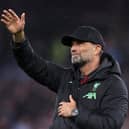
[74,76,128,129]
[12,39,65,93]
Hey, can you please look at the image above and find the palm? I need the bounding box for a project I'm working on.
[7,18,24,34]
[1,9,25,34]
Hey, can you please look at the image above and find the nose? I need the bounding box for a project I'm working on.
[71,42,79,53]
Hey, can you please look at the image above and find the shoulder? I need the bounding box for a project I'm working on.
[105,74,128,97]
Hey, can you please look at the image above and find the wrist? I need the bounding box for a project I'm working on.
[12,30,25,43]
[71,108,79,117]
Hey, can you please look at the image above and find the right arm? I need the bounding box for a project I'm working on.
[1,9,65,92]
[13,39,65,92]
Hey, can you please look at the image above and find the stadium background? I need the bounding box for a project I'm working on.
[0,0,129,129]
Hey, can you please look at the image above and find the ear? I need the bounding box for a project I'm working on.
[95,45,102,56]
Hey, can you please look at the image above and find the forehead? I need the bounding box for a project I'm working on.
[71,40,95,46]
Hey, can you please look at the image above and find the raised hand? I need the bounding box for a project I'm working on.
[1,9,25,34]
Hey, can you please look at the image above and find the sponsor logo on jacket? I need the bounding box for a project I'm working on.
[82,82,101,100]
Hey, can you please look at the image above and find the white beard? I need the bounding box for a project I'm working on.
[71,55,82,64]
[71,53,92,65]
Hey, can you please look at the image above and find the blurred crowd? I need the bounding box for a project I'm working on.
[0,0,129,129]
[0,79,55,129]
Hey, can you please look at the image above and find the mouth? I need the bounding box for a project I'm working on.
[71,54,81,64]
[72,55,79,58]
[71,53,79,56]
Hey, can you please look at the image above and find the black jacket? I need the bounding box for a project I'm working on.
[12,40,128,129]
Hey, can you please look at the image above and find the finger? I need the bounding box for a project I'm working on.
[58,107,62,114]
[3,9,13,19]
[21,12,25,23]
[58,110,64,116]
[8,9,19,19]
[58,111,63,116]
[58,106,64,112]
[69,94,75,102]
[1,18,9,25]
[58,109,64,115]
[1,14,11,22]
[59,102,65,106]
[58,108,61,114]
[58,106,62,111]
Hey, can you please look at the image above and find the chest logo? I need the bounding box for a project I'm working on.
[82,82,101,100]
[82,92,96,99]
[93,82,101,91]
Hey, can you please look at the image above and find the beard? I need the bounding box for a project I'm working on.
[71,55,90,69]
[71,55,82,64]
[71,47,95,69]
[71,54,91,64]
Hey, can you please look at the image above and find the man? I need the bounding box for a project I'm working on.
[1,9,128,129]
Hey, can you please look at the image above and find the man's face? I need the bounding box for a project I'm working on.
[70,40,99,65]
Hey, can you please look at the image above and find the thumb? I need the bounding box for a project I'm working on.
[21,12,25,24]
[69,94,75,103]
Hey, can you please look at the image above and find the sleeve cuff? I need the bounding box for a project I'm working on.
[11,38,29,49]
[74,106,91,126]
